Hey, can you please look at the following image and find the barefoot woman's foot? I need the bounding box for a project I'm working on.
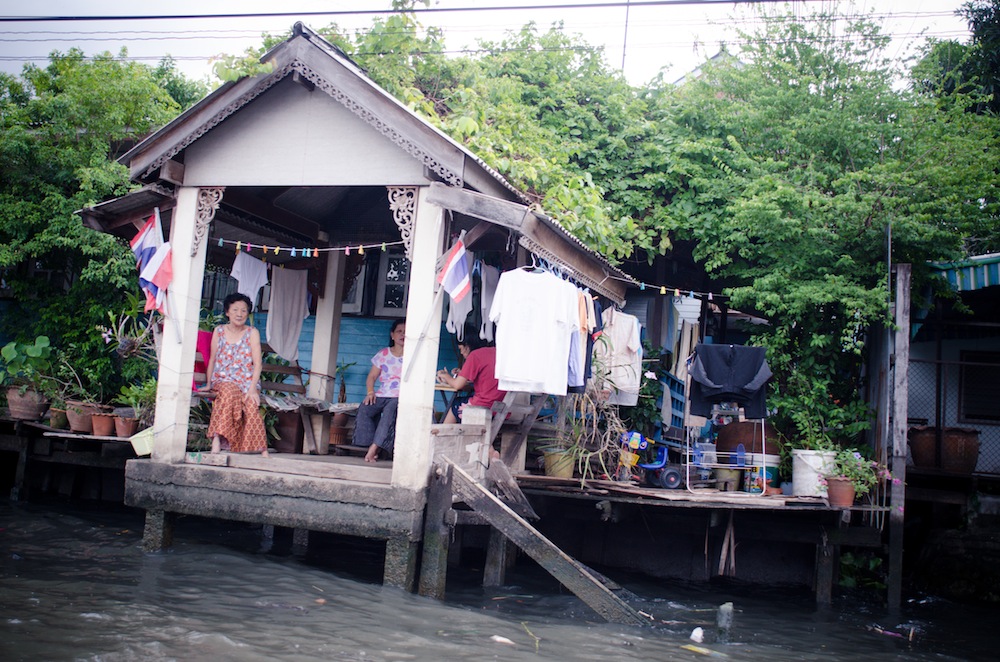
[211,436,221,454]
[364,443,379,463]
[261,448,269,458]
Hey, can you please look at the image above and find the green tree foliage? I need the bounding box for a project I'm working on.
[0,49,182,396]
[643,8,999,440]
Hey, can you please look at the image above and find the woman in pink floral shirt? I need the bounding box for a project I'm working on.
[204,293,268,456]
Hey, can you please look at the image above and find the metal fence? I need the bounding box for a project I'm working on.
[908,358,1000,475]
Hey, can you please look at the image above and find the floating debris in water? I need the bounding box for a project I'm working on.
[690,627,704,643]
[490,635,516,645]
[681,643,728,657]
[314,598,326,605]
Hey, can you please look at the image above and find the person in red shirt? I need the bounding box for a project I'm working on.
[436,337,506,424]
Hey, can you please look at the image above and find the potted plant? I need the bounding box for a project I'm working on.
[53,357,109,434]
[823,447,883,508]
[771,371,871,497]
[538,386,626,483]
[330,361,357,446]
[0,336,53,420]
[114,378,157,438]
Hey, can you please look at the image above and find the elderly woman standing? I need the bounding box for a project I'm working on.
[353,318,405,463]
[204,293,269,456]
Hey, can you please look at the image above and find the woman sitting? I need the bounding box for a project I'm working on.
[203,293,268,456]
[436,336,506,424]
[353,319,406,463]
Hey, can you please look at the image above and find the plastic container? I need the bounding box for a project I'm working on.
[743,453,780,493]
[130,428,155,456]
[791,449,836,497]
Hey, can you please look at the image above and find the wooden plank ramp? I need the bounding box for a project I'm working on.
[444,458,648,626]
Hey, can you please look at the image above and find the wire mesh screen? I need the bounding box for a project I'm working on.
[908,359,1000,475]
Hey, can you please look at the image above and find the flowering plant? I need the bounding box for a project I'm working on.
[827,448,884,496]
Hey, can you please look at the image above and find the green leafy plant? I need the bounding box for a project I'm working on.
[770,371,871,451]
[0,336,54,391]
[114,378,157,426]
[826,447,884,497]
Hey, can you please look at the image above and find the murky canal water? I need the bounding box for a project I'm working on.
[1,499,996,661]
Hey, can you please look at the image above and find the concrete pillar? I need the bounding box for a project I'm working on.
[392,186,445,490]
[151,186,218,463]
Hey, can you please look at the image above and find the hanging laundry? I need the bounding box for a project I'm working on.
[478,263,500,342]
[231,252,268,302]
[593,306,642,406]
[489,268,579,396]
[445,261,476,342]
[265,267,309,362]
[688,343,772,419]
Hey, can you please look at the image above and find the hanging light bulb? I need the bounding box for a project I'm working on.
[358,245,365,255]
[236,241,241,251]
[660,286,666,295]
[217,238,223,247]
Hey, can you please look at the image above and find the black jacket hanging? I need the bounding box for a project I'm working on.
[688,343,772,419]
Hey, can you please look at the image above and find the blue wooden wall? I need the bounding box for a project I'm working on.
[255,314,460,413]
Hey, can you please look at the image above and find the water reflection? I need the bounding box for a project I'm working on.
[0,500,995,661]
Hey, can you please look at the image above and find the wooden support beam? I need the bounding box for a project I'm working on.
[425,182,531,231]
[485,459,538,520]
[445,458,647,625]
[418,463,454,599]
[484,528,514,587]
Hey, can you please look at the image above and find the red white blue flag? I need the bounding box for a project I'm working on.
[130,209,172,314]
[437,239,471,302]
[139,242,173,314]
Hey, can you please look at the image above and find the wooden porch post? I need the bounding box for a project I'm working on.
[308,250,345,403]
[307,250,345,449]
[392,186,445,491]
[151,186,218,463]
[888,263,911,611]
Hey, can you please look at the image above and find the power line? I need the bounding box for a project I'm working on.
[0,1,826,24]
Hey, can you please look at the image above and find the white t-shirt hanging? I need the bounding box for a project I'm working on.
[231,252,268,303]
[489,269,579,396]
[594,307,642,406]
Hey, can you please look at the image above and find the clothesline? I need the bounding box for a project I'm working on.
[605,273,729,302]
[214,237,405,260]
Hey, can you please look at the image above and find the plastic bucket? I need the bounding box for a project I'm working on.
[792,449,835,497]
[130,428,155,457]
[744,454,780,493]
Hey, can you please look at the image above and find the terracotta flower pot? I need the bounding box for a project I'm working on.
[65,400,108,434]
[114,416,140,438]
[826,476,856,508]
[49,407,69,429]
[6,387,50,420]
[91,412,116,437]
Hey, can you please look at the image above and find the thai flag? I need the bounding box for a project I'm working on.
[437,239,471,302]
[139,242,172,314]
[130,209,162,272]
[130,209,171,313]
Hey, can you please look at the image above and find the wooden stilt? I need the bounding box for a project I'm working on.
[484,528,512,587]
[418,463,454,599]
[142,509,175,552]
[815,529,834,606]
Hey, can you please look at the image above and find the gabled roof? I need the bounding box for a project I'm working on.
[120,23,524,204]
[114,23,632,303]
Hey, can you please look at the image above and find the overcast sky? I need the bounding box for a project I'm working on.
[0,1,973,86]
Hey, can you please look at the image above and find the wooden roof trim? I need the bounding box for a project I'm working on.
[425,182,631,304]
